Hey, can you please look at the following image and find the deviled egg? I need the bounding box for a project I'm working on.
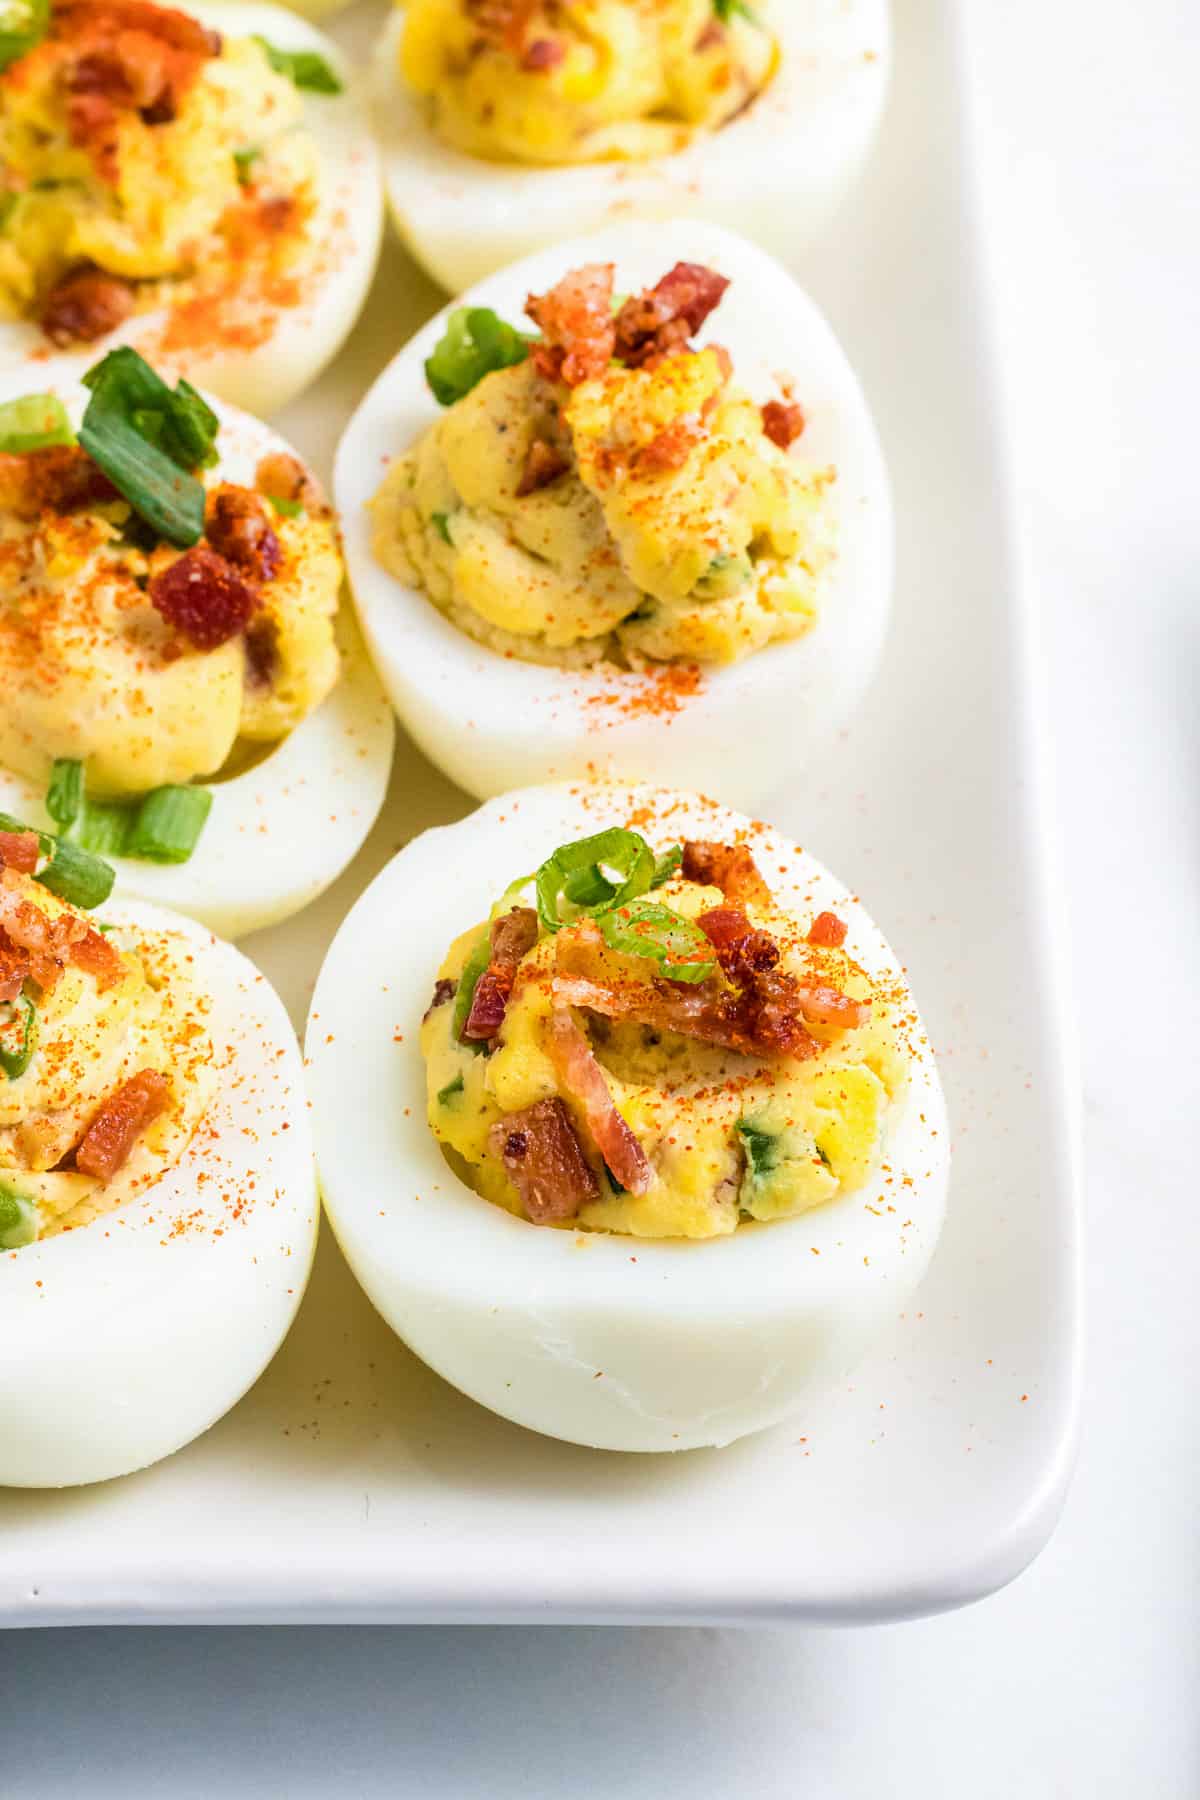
[0,351,393,938]
[0,0,383,415]
[307,782,948,1454]
[336,220,890,806]
[374,0,890,292]
[0,824,316,1486]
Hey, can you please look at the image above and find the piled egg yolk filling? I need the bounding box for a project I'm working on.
[420,830,912,1240]
[0,0,319,344]
[0,840,214,1248]
[371,258,835,668]
[400,0,777,166]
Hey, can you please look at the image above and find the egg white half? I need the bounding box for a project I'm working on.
[0,360,395,940]
[334,219,891,809]
[306,782,949,1454]
[0,4,384,417]
[1,897,317,1488]
[373,0,889,293]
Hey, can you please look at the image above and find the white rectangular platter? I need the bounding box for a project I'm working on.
[0,0,1082,1626]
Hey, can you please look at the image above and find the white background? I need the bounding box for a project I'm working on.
[2,0,1197,1791]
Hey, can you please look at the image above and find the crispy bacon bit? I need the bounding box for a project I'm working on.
[463,906,539,1042]
[0,445,116,518]
[521,36,564,71]
[71,926,124,991]
[149,544,259,651]
[695,18,726,51]
[698,906,780,981]
[761,399,806,450]
[526,263,616,387]
[205,485,282,583]
[0,936,27,1003]
[0,832,39,875]
[0,872,88,995]
[423,976,457,1021]
[793,981,872,1028]
[40,265,135,346]
[255,450,324,513]
[613,263,731,370]
[807,910,847,948]
[75,1067,171,1181]
[632,417,704,476]
[681,840,772,908]
[489,1096,600,1224]
[464,0,535,54]
[516,436,569,497]
[46,2,217,187]
[546,1006,654,1194]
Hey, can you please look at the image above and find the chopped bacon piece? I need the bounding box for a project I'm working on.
[793,982,871,1028]
[681,839,772,908]
[698,906,779,981]
[53,0,220,59]
[614,263,731,370]
[489,1096,599,1224]
[463,906,539,1042]
[205,485,282,582]
[551,968,818,1063]
[546,1006,654,1194]
[464,0,536,54]
[0,832,39,875]
[695,17,726,51]
[515,436,569,497]
[75,1068,171,1181]
[40,265,135,346]
[0,445,116,518]
[0,936,27,1004]
[255,450,325,514]
[71,926,124,991]
[761,400,806,450]
[423,976,457,1021]
[526,263,616,387]
[521,36,564,70]
[807,910,847,948]
[0,873,88,994]
[632,416,705,476]
[149,544,259,651]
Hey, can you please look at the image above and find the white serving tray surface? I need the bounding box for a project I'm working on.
[0,0,1081,1626]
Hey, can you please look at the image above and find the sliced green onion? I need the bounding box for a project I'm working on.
[535,827,656,933]
[451,929,492,1047]
[735,1119,776,1177]
[649,845,682,889]
[430,511,453,544]
[436,1073,464,1106]
[0,811,114,908]
[0,0,48,73]
[0,392,74,454]
[268,493,304,518]
[124,785,212,864]
[712,0,761,24]
[252,36,342,93]
[233,145,262,185]
[425,307,533,408]
[45,757,84,828]
[0,1183,37,1250]
[596,900,715,984]
[74,797,134,858]
[80,349,220,545]
[0,992,37,1080]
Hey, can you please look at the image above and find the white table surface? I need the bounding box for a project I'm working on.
[3,0,1196,1792]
